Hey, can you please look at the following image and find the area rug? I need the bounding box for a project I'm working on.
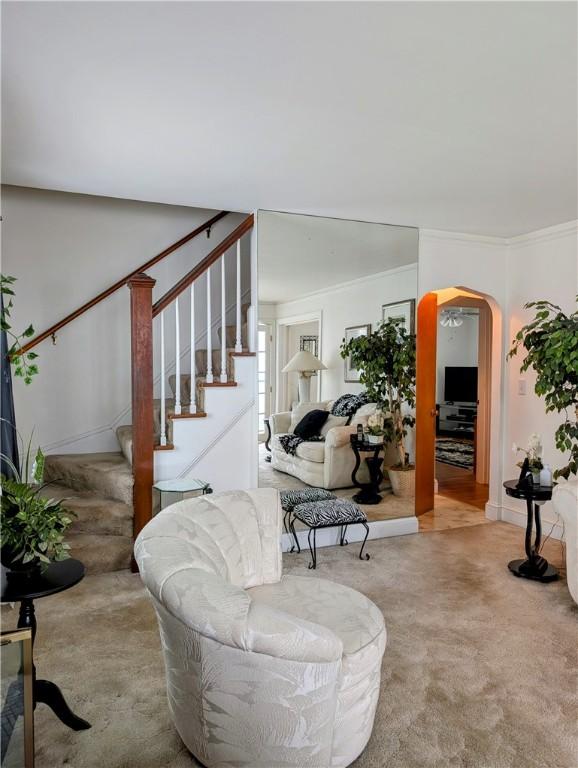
[3,522,576,768]
[435,438,474,469]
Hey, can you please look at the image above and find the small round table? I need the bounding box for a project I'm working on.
[0,558,91,730]
[503,480,558,583]
[350,436,384,505]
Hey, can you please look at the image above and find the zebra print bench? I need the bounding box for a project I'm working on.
[289,498,370,569]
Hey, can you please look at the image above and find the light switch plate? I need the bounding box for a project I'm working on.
[518,379,527,395]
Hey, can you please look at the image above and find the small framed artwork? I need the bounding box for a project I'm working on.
[382,299,416,334]
[344,324,371,383]
[299,335,319,357]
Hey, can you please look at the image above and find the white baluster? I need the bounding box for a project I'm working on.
[159,311,167,446]
[220,254,227,382]
[174,296,181,415]
[189,283,197,414]
[235,239,242,353]
[206,267,213,383]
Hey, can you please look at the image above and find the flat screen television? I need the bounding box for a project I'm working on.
[444,366,478,403]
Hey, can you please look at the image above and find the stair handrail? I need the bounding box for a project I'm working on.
[17,210,230,355]
[152,213,254,317]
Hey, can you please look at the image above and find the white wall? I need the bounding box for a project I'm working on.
[503,222,578,534]
[1,185,250,453]
[436,310,479,400]
[419,221,578,537]
[269,264,418,403]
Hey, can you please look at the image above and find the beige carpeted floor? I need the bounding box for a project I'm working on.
[2,523,576,768]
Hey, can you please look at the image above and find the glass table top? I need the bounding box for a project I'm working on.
[153,478,211,493]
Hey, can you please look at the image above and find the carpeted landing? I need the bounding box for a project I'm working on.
[4,522,576,768]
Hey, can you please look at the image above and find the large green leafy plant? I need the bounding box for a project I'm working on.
[508,298,578,480]
[341,318,416,468]
[1,273,39,383]
[1,435,74,568]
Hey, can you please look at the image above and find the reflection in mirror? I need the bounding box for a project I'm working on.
[256,210,419,547]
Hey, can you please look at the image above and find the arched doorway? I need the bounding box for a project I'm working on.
[415,286,502,518]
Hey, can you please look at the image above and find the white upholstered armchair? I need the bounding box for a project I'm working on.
[553,479,578,604]
[135,488,386,768]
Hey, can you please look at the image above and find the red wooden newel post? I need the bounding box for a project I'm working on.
[127,273,156,558]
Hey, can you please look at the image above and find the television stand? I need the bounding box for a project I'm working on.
[437,402,477,439]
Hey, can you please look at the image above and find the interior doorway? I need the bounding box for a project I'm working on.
[276,314,322,411]
[415,288,493,520]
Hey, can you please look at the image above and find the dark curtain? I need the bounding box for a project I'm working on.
[1,294,19,478]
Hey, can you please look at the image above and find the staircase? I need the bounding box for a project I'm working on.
[27,213,256,575]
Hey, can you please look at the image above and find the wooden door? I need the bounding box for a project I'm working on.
[475,304,492,484]
[415,293,438,515]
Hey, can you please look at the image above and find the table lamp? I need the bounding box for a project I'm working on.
[282,350,326,403]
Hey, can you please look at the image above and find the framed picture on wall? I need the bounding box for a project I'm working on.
[299,335,319,357]
[382,299,416,334]
[344,324,371,382]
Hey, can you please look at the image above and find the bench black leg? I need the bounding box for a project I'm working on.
[307,527,317,570]
[339,524,349,546]
[359,522,370,561]
[289,516,300,553]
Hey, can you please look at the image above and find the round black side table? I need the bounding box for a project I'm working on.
[350,435,384,505]
[1,558,91,730]
[264,418,272,463]
[503,480,558,583]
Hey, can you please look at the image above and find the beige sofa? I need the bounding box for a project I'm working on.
[270,400,397,490]
[135,488,387,768]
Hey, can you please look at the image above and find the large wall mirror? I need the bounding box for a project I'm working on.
[256,209,419,543]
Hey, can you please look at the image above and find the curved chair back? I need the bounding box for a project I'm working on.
[135,488,282,592]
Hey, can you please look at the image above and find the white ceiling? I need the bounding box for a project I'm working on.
[258,210,418,303]
[2,2,576,237]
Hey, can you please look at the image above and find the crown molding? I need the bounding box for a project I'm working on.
[419,229,507,248]
[272,262,418,307]
[507,220,578,249]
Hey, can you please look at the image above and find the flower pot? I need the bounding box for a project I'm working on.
[532,470,541,485]
[387,466,416,498]
[0,545,41,576]
[366,435,383,445]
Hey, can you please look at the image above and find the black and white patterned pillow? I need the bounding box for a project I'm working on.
[331,392,370,420]
[293,498,367,526]
[279,488,336,512]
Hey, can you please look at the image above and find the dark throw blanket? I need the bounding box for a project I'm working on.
[278,434,325,456]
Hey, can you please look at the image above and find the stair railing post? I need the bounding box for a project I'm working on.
[235,239,243,353]
[159,311,167,446]
[220,254,227,382]
[206,267,214,383]
[174,296,181,415]
[127,273,156,554]
[189,283,197,414]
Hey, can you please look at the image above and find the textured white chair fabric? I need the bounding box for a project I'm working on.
[135,488,386,768]
[552,479,578,604]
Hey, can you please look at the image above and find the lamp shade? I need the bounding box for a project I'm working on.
[282,350,327,374]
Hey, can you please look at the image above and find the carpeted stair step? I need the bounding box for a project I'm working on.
[44,452,133,506]
[37,478,134,575]
[39,483,133,537]
[63,532,133,574]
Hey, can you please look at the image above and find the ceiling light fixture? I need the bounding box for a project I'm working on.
[440,310,464,328]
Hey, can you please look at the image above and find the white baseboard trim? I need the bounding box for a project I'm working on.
[485,501,501,521]
[500,503,564,542]
[281,515,418,553]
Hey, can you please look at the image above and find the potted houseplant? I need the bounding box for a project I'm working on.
[341,317,416,497]
[508,298,578,480]
[366,411,386,444]
[1,437,74,574]
[513,434,543,484]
